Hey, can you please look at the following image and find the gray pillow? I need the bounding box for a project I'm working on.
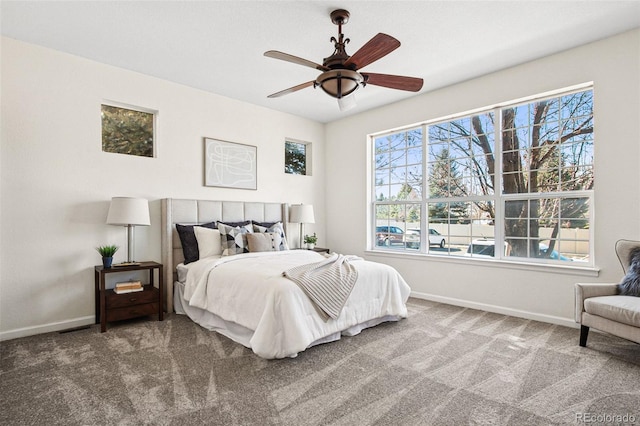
[618,247,640,297]
[247,232,280,253]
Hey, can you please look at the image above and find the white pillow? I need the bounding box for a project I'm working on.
[194,226,222,258]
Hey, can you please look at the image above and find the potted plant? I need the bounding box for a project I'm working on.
[96,245,119,268]
[303,233,317,250]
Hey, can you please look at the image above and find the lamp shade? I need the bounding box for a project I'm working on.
[289,204,315,224]
[106,197,150,226]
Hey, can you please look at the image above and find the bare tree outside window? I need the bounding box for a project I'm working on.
[372,87,594,264]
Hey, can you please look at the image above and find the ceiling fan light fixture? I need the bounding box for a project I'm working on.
[316,69,363,99]
[338,94,357,112]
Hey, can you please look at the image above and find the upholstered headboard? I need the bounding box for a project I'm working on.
[161,198,289,313]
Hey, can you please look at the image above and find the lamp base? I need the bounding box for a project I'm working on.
[299,223,305,249]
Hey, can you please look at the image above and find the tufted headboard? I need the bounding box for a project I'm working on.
[161,198,289,313]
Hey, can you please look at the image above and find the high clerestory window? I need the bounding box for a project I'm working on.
[285,140,313,176]
[371,85,594,266]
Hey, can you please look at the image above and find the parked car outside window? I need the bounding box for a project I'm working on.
[405,229,447,249]
[428,229,446,248]
[466,239,511,257]
[376,226,405,247]
[466,239,572,261]
[376,226,448,250]
[405,229,420,249]
[539,243,573,261]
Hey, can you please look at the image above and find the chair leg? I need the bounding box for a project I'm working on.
[579,325,589,347]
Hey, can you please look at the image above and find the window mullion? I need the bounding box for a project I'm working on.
[494,107,505,260]
[421,123,428,253]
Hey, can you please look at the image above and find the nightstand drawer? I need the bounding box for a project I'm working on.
[106,302,159,322]
[106,286,158,308]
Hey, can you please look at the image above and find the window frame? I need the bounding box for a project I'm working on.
[101,100,157,158]
[369,84,595,268]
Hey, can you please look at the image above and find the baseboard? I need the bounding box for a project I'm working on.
[1,296,578,341]
[411,291,579,329]
[0,316,96,341]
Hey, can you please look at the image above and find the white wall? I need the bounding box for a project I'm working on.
[325,29,640,326]
[0,37,325,339]
[2,29,639,339]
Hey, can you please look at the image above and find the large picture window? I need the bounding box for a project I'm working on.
[371,86,594,266]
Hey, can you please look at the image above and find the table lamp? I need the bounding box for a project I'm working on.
[106,197,150,265]
[289,204,315,249]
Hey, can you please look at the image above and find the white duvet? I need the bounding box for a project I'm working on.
[182,250,411,358]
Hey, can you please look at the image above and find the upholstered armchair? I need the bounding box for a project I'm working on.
[575,240,640,346]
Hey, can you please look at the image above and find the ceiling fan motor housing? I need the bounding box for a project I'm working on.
[316,69,363,99]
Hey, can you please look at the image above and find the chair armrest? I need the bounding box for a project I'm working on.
[574,282,619,323]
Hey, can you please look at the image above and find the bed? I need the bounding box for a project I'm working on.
[161,198,411,359]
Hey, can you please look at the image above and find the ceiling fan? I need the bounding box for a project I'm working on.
[264,9,424,111]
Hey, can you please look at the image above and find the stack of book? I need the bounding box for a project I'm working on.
[114,280,143,294]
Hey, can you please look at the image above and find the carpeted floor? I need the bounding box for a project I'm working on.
[1,298,639,425]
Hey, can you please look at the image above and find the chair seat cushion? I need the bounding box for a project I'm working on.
[584,295,640,328]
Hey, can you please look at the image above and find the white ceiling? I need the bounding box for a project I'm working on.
[2,1,639,123]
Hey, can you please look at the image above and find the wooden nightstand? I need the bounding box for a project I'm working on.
[94,261,163,332]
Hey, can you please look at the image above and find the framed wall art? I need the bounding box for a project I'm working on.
[204,138,257,190]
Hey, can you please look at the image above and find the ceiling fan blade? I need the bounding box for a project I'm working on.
[338,95,357,111]
[343,33,401,70]
[264,50,329,72]
[362,73,424,92]
[267,81,315,98]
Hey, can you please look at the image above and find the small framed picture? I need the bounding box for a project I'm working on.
[101,102,156,157]
[204,138,257,190]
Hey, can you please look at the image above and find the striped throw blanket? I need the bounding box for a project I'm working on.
[283,253,362,321]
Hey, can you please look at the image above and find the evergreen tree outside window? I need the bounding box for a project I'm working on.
[285,140,311,175]
[101,103,156,157]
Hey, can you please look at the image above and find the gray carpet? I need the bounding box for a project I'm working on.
[1,298,639,425]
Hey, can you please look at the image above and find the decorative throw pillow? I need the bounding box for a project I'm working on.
[618,247,640,297]
[176,221,216,264]
[253,222,289,251]
[253,221,277,228]
[193,226,222,258]
[218,222,253,256]
[247,232,280,253]
[217,220,252,228]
